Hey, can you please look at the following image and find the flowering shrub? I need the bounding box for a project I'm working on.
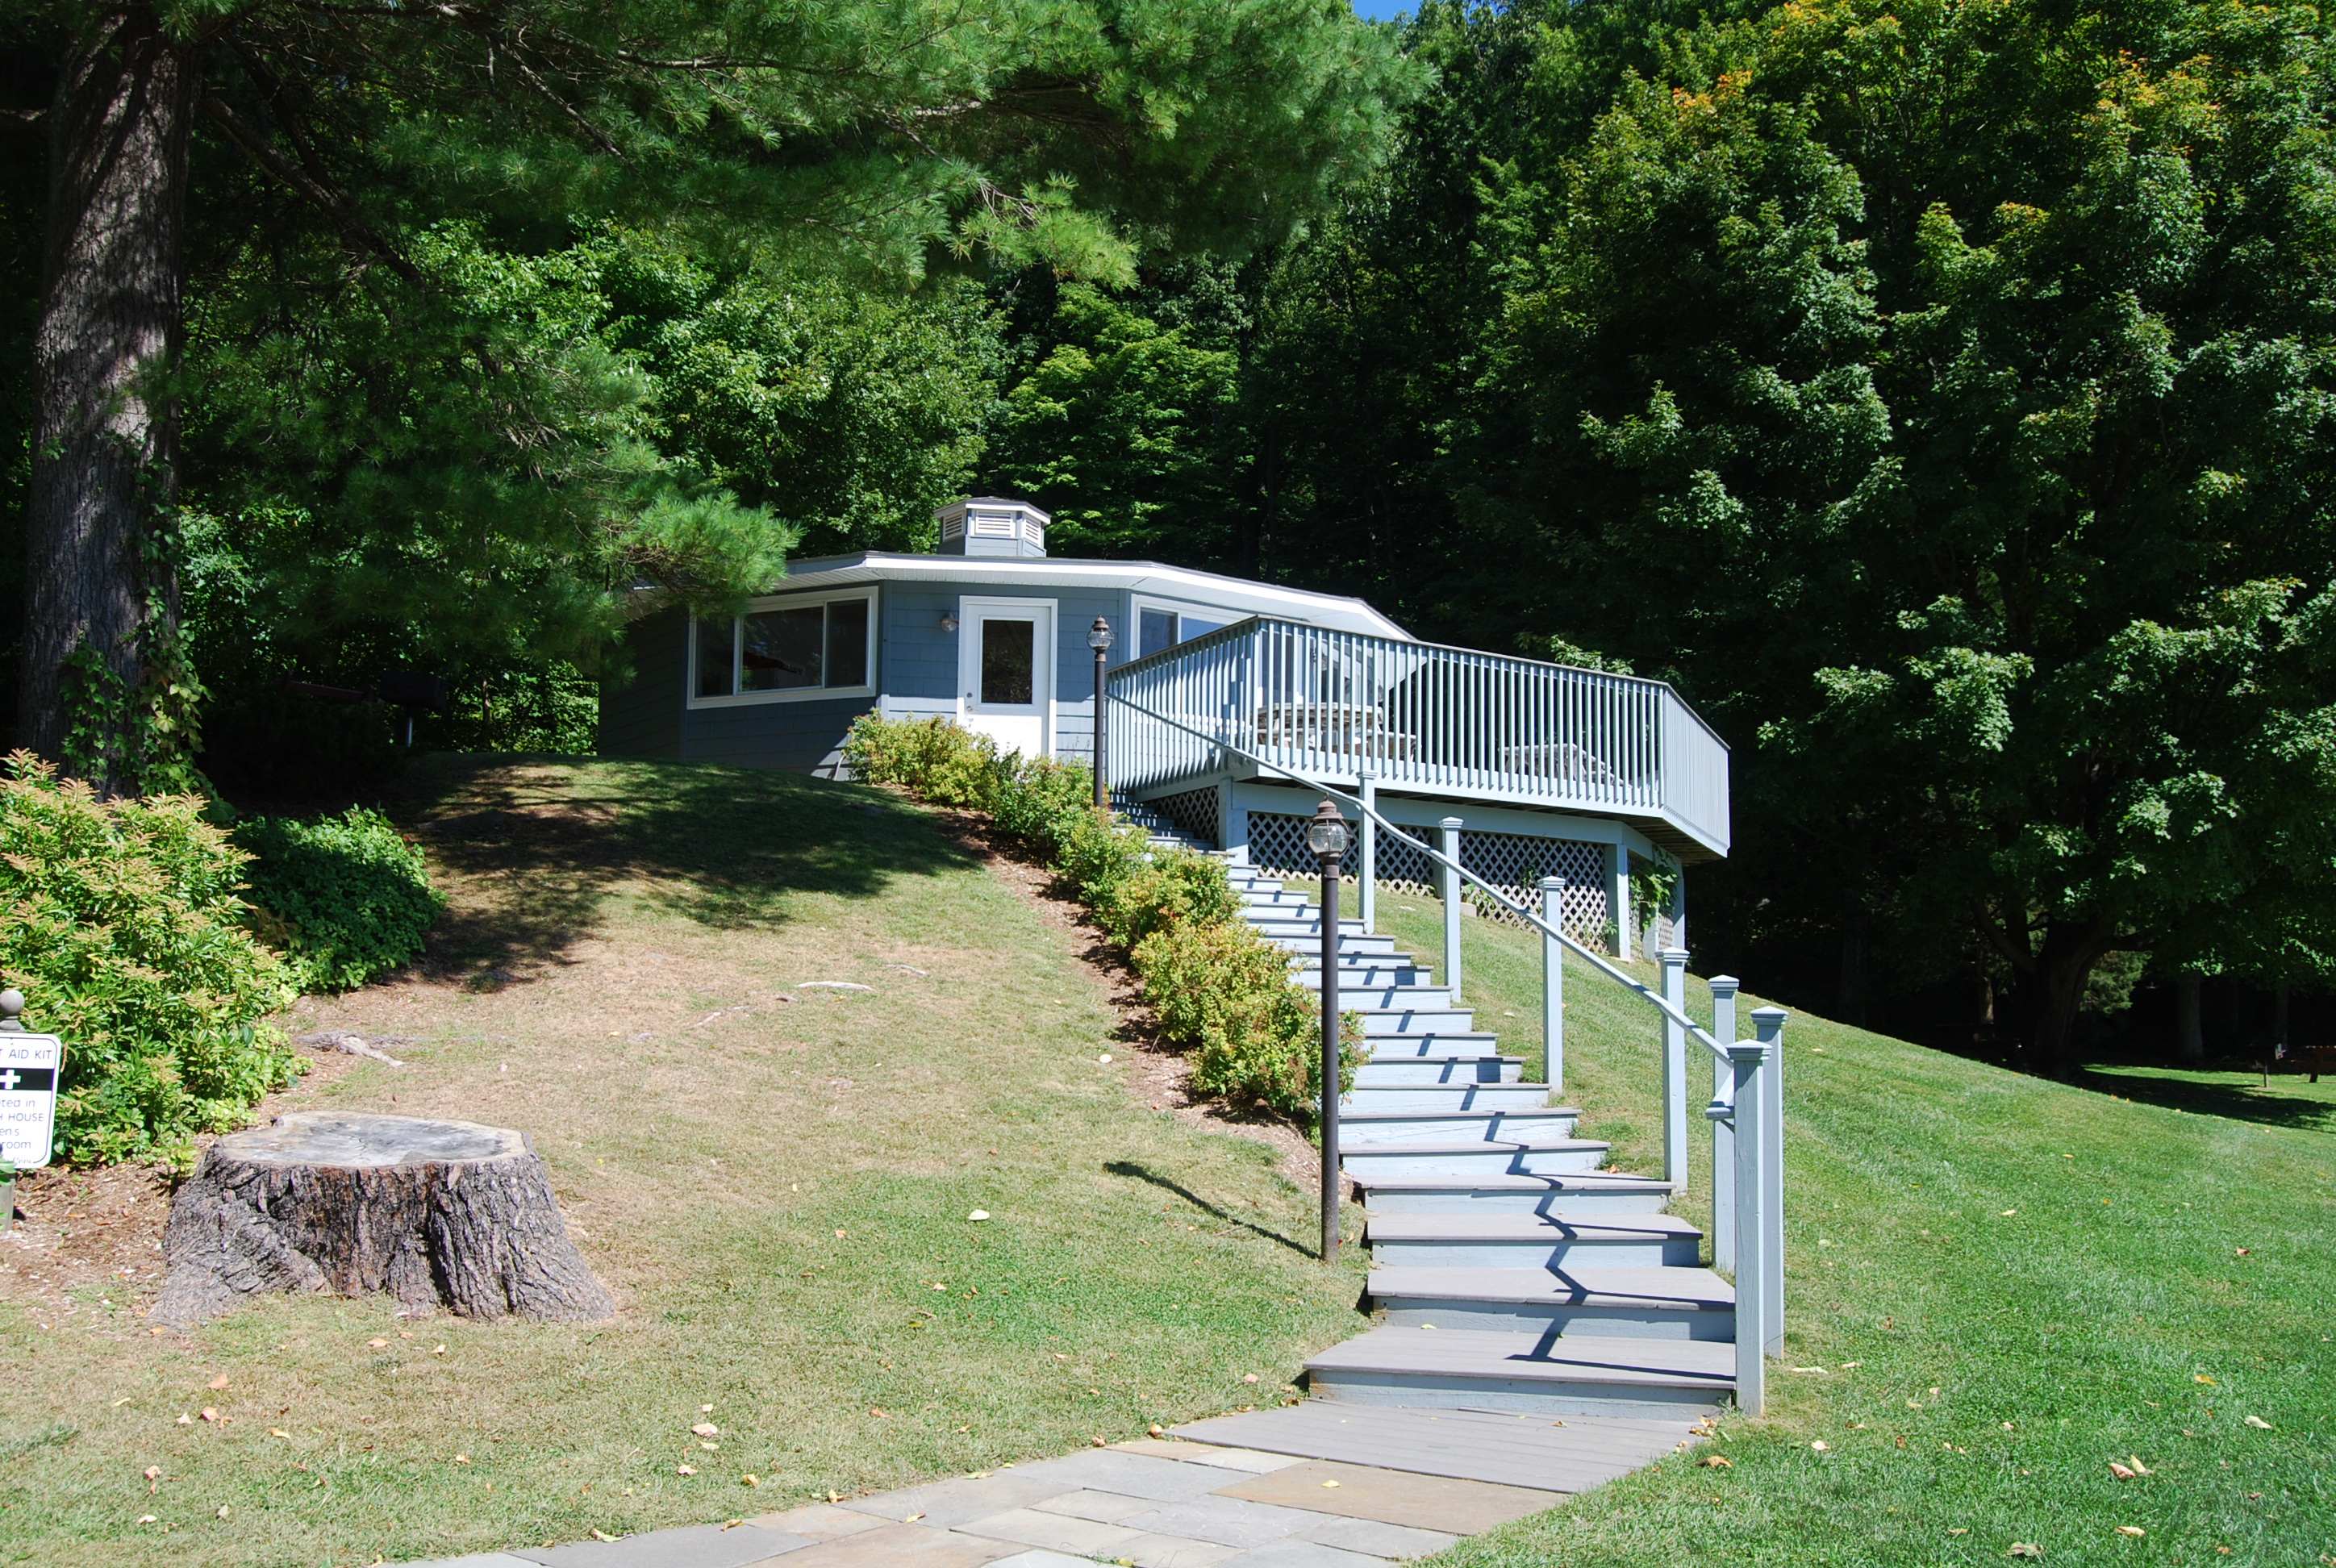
[236,807,445,992]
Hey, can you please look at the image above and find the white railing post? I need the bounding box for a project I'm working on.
[1723,1037,1773,1416]
[1708,975,1741,1272]
[1659,948,1690,1190]
[1753,1005,1787,1356]
[1358,765,1378,935]
[1438,817,1464,1006]
[1541,876,1565,1092]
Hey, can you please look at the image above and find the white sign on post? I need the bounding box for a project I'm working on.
[0,1031,61,1170]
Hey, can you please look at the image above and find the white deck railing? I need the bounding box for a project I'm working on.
[1105,618,1731,857]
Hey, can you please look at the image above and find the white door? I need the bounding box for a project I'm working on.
[957,598,1055,757]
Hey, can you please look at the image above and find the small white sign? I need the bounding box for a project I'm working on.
[0,1033,62,1170]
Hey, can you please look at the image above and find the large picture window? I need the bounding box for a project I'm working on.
[693,593,874,703]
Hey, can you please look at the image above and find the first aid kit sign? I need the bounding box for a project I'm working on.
[0,1031,60,1170]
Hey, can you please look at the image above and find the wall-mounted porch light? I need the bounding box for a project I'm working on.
[939,612,958,633]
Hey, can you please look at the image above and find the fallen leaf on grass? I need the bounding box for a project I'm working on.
[968,1211,990,1221]
[215,1506,230,1520]
[677,1466,696,1476]
[2196,1374,2216,1385]
[431,1345,446,1356]
[691,1423,719,1437]
[174,1415,192,1427]
[1242,1373,1261,1384]
[2127,1457,2153,1475]
[206,1374,228,1391]
[2007,1545,2041,1558]
[2116,1526,2145,1538]
[199,1409,218,1424]
[590,1530,619,1543]
[136,1516,156,1524]
[1147,1424,1165,1437]
[1810,1441,1829,1452]
[1698,1455,1733,1469]
[2109,1462,2137,1480]
[143,1467,160,1481]
[368,1338,388,1348]
[453,1455,470,1465]
[269,1429,289,1440]
[1948,1528,1967,1537]
[740,1474,759,1487]
[2243,1415,2272,1429]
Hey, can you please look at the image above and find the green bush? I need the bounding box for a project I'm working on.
[236,807,446,991]
[0,753,300,1165]
[841,714,1003,807]
[845,712,1364,1120]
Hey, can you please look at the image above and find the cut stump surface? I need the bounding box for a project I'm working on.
[150,1111,613,1328]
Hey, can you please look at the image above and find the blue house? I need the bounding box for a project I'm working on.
[598,496,1730,957]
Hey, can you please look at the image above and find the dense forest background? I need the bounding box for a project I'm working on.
[6,0,2334,1068]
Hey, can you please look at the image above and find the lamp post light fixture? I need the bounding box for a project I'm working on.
[1088,617,1114,809]
[1306,799,1352,1262]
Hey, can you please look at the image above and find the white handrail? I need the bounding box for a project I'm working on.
[1107,686,1734,1067]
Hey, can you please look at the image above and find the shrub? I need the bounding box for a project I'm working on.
[236,807,446,991]
[841,715,1002,807]
[846,712,1364,1121]
[0,753,300,1165]
[1135,921,1366,1116]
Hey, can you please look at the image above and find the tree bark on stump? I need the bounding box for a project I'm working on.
[150,1112,614,1328]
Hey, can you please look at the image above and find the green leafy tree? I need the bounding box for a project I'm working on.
[1488,0,2336,1069]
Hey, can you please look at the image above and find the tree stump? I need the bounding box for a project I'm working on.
[149,1111,614,1328]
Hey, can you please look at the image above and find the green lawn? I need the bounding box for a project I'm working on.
[0,759,1374,1568]
[1352,897,2335,1567]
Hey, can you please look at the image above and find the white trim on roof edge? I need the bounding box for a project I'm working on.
[745,553,1413,641]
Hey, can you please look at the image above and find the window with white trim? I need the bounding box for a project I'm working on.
[691,590,875,703]
[1133,600,1232,658]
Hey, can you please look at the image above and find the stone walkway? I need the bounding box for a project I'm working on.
[390,1407,1703,1568]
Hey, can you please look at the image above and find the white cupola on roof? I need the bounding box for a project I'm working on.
[934,496,1049,558]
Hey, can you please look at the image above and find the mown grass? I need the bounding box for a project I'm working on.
[0,759,1374,1568]
[1354,897,2335,1567]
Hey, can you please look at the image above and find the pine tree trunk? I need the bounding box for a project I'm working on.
[150,1112,615,1328]
[20,6,194,783]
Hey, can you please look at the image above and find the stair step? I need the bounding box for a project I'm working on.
[1366,1033,1503,1058]
[1353,1057,1523,1086]
[1341,1083,1554,1113]
[1337,1107,1576,1140]
[1356,1010,1479,1035]
[1366,1266,1736,1340]
[1364,1212,1703,1269]
[1304,1328,1732,1418]
[1353,1173,1675,1215]
[1341,1139,1610,1178]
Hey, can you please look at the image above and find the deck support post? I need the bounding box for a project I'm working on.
[1608,844,1632,961]
[1723,1037,1775,1416]
[1751,1005,1787,1356]
[1357,767,1377,935]
[1438,817,1464,1007]
[1541,876,1565,1092]
[1660,949,1691,1190]
[1708,975,1741,1272]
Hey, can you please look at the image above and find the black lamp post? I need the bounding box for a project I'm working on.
[1306,799,1351,1262]
[1088,616,1114,810]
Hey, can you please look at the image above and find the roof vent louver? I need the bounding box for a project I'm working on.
[932,497,1048,558]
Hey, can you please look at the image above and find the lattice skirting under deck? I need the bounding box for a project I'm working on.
[1145,786,1223,849]
[1245,812,1612,944]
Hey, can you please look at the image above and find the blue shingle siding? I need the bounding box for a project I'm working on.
[598,611,686,758]
[878,584,961,702]
[681,694,876,776]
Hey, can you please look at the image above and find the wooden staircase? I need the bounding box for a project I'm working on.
[1117,803,1737,1419]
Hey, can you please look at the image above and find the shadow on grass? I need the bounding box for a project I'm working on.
[1103,1160,1317,1260]
[386,754,975,973]
[2079,1062,2336,1133]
